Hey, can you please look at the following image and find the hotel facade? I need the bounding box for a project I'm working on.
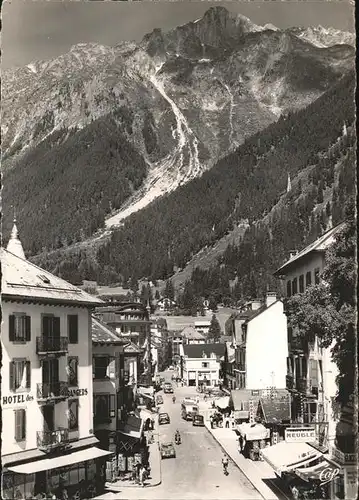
[1,223,112,500]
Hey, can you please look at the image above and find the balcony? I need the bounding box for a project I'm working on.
[37,428,70,452]
[37,382,69,402]
[36,337,68,355]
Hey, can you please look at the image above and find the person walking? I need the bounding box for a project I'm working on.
[238,434,244,454]
[139,465,146,487]
[210,415,214,429]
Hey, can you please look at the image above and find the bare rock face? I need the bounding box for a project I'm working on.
[2,6,355,236]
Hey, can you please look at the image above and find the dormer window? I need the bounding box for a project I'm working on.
[37,274,51,284]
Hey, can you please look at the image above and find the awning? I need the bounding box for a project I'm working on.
[237,423,270,441]
[137,386,154,398]
[8,447,113,475]
[117,434,140,452]
[215,396,230,409]
[295,459,341,483]
[261,442,322,477]
[118,415,144,439]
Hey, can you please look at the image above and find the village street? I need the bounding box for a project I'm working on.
[96,371,263,500]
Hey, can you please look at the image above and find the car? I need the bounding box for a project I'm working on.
[163,383,174,394]
[182,397,196,404]
[168,366,174,371]
[192,414,205,427]
[160,442,176,459]
[156,395,164,405]
[158,412,170,425]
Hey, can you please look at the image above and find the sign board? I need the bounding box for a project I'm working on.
[2,393,34,405]
[285,427,316,443]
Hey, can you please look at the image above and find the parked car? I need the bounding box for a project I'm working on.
[156,395,164,405]
[192,414,205,427]
[159,412,170,425]
[182,397,196,404]
[163,383,174,394]
[168,366,174,371]
[160,442,176,459]
[181,403,199,421]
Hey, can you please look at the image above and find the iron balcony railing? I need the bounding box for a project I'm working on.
[286,374,294,390]
[36,336,68,354]
[36,427,69,452]
[37,382,69,401]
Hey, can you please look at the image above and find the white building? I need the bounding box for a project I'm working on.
[1,222,112,500]
[234,293,288,390]
[181,326,206,345]
[194,320,211,336]
[181,343,225,388]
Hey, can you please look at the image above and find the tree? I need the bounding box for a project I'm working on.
[164,279,175,300]
[208,314,221,342]
[155,289,160,300]
[208,295,218,312]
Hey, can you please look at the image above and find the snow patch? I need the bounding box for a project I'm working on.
[27,63,37,74]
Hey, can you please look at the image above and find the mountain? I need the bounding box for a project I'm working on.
[31,71,356,291]
[2,7,355,255]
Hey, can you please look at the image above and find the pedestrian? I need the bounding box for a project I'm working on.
[139,465,146,487]
[225,417,230,428]
[210,415,214,429]
[196,397,199,404]
[238,434,244,453]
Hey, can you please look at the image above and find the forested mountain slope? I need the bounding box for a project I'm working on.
[32,71,356,290]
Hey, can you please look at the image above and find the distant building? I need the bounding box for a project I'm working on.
[181,326,206,345]
[181,343,225,388]
[156,297,176,312]
[273,223,356,500]
[194,320,211,336]
[95,302,152,387]
[2,220,111,500]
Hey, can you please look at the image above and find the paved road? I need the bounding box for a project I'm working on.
[98,371,263,500]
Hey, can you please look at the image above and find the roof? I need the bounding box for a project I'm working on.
[274,223,345,276]
[1,248,104,307]
[243,300,281,325]
[183,343,225,359]
[230,390,262,410]
[194,320,211,327]
[92,317,126,344]
[181,326,206,340]
[259,395,291,424]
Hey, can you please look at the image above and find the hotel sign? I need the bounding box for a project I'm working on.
[3,394,34,405]
[285,427,316,443]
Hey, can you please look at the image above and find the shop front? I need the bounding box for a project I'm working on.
[3,446,113,500]
[257,392,292,445]
[237,422,271,461]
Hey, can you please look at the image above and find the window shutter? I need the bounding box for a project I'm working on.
[9,315,16,341]
[109,395,115,418]
[53,317,60,337]
[42,315,49,335]
[108,358,116,379]
[68,315,78,344]
[26,361,31,389]
[22,409,26,440]
[25,316,31,341]
[9,362,15,391]
[14,410,20,440]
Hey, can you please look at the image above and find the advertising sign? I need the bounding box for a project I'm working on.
[285,427,316,443]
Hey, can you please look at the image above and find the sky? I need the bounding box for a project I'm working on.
[2,0,355,69]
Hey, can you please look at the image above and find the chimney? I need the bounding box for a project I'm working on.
[265,292,277,308]
[251,300,262,311]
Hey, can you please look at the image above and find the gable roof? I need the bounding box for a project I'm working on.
[259,394,291,424]
[1,248,103,307]
[244,300,281,325]
[183,343,225,359]
[92,317,125,344]
[181,326,206,340]
[274,223,345,276]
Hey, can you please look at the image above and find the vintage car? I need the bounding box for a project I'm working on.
[192,414,205,427]
[163,383,174,394]
[158,412,171,425]
[160,442,176,459]
[156,395,164,405]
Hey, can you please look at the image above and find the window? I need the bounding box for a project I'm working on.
[299,275,304,293]
[68,399,79,431]
[67,357,78,386]
[14,409,26,441]
[94,394,115,421]
[42,315,60,337]
[68,315,78,344]
[314,268,320,284]
[9,314,31,342]
[9,360,30,391]
[292,277,298,295]
[286,281,292,298]
[305,271,312,287]
[93,357,109,379]
[202,362,209,368]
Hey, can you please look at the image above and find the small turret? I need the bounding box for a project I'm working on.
[7,216,26,260]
